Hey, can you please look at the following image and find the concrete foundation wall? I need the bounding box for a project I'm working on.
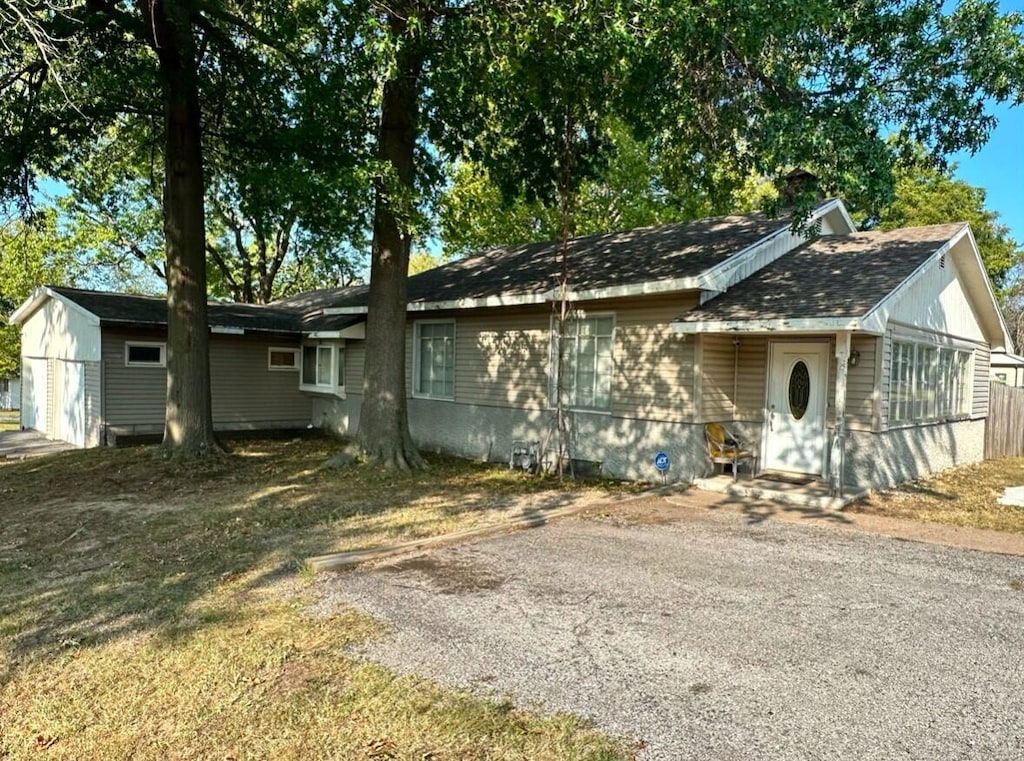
[322,392,712,483]
[843,418,985,491]
[319,389,983,489]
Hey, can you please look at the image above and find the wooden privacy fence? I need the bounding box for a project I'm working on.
[985,381,1024,459]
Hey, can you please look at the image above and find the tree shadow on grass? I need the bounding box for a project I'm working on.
[0,434,603,681]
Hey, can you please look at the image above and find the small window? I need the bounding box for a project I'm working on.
[300,343,344,393]
[125,342,166,367]
[413,321,455,399]
[268,348,299,370]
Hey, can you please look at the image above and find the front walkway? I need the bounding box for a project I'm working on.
[692,472,867,510]
[0,430,74,459]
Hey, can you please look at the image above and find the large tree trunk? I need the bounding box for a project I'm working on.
[140,0,219,458]
[357,5,427,469]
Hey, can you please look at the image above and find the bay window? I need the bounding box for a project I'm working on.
[889,340,971,424]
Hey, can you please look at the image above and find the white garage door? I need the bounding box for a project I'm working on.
[58,361,86,448]
[21,358,48,434]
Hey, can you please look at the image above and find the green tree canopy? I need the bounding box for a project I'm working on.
[438,123,778,258]
[0,208,103,377]
[0,0,373,455]
[874,161,1022,291]
[356,0,1024,468]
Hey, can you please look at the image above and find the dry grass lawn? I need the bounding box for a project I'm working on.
[851,458,1024,534]
[0,411,17,432]
[0,435,637,760]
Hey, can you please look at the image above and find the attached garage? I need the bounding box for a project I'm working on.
[10,286,328,447]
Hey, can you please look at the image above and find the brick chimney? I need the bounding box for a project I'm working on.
[781,168,820,206]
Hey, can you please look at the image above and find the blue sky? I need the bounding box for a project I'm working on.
[953,95,1024,247]
[950,0,1024,246]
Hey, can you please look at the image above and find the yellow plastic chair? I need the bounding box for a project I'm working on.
[704,422,755,482]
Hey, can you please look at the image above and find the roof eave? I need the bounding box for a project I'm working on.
[857,225,1013,352]
[10,286,101,327]
[322,204,851,314]
[671,317,870,334]
[8,287,51,325]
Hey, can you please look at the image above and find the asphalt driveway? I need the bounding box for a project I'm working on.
[318,499,1024,760]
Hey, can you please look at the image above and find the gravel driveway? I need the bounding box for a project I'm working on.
[318,502,1024,760]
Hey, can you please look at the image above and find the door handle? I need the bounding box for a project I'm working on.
[769,405,775,431]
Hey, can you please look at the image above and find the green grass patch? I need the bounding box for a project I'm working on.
[0,436,636,760]
[851,458,1024,534]
[0,410,17,432]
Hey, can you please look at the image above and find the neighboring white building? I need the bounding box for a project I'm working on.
[0,377,19,410]
[990,352,1024,387]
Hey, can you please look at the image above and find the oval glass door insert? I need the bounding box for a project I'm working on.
[789,361,810,420]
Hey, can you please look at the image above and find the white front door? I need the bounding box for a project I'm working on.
[763,342,829,475]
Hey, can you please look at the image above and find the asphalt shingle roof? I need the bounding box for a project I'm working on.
[678,223,966,323]
[273,207,805,310]
[46,201,915,332]
[48,287,361,334]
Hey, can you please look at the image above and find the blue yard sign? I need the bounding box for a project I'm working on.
[654,451,670,472]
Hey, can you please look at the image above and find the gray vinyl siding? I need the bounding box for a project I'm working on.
[699,334,734,421]
[700,334,768,422]
[402,310,551,410]
[209,335,310,424]
[102,329,311,431]
[345,341,365,396]
[453,311,550,410]
[736,339,769,420]
[397,298,698,422]
[102,330,166,426]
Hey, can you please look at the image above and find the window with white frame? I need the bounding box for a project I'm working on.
[125,342,166,367]
[300,343,345,393]
[268,347,299,371]
[413,321,455,399]
[552,314,615,411]
[888,340,972,424]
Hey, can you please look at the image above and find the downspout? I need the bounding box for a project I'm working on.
[732,337,740,419]
[831,332,852,498]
